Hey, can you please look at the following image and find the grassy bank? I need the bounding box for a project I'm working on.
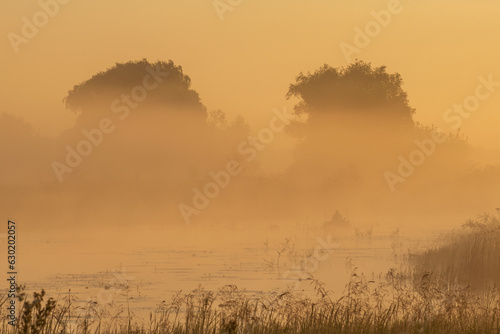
[2,269,500,334]
[3,213,500,333]
[411,213,500,289]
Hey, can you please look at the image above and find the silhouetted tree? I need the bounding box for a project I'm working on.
[283,61,476,209]
[286,60,415,130]
[207,109,227,129]
[0,113,50,185]
[0,113,35,140]
[63,59,206,124]
[56,59,253,189]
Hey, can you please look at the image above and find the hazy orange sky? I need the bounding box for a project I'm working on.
[1,0,499,149]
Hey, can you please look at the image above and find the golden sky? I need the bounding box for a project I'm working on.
[1,0,499,149]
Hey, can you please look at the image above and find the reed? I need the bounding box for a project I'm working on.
[3,213,500,333]
[411,212,500,290]
[2,268,500,333]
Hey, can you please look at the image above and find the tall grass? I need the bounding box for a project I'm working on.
[2,269,500,333]
[411,213,500,289]
[4,213,500,333]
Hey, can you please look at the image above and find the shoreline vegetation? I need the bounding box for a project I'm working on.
[2,213,500,334]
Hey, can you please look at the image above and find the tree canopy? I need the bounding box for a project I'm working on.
[286,60,415,127]
[63,59,206,122]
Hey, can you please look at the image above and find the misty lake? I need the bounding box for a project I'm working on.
[18,224,433,321]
